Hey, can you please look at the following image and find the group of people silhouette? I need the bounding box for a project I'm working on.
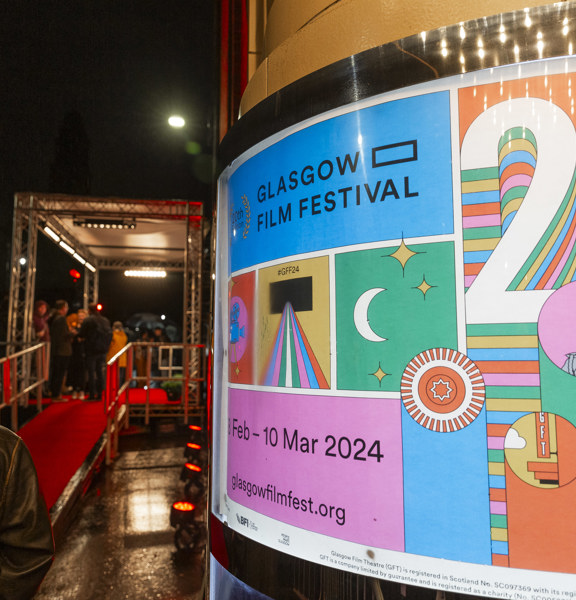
[32,300,127,402]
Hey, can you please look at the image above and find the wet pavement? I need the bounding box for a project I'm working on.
[35,423,207,600]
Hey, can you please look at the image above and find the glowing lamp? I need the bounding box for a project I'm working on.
[180,462,202,482]
[184,442,202,459]
[188,424,203,443]
[170,500,196,527]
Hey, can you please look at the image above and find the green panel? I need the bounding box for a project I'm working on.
[463,226,501,240]
[461,167,499,182]
[335,241,458,392]
[488,449,505,463]
[490,514,508,529]
[467,323,538,336]
[486,386,541,399]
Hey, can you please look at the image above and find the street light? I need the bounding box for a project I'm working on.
[168,115,186,128]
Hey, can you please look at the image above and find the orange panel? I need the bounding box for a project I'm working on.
[462,202,501,217]
[475,361,539,374]
[557,417,576,487]
[506,463,576,572]
[487,423,511,437]
[492,554,510,567]
[527,462,558,474]
[489,488,507,502]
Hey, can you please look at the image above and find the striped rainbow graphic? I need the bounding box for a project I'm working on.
[263,302,329,389]
[467,322,541,567]
[461,127,535,290]
[462,126,576,291]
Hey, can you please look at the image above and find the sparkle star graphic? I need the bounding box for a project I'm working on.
[371,363,388,387]
[388,238,418,273]
[430,378,452,402]
[415,275,435,298]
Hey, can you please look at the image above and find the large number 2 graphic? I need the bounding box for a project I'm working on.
[461,97,576,324]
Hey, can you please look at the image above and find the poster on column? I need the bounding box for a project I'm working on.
[214,58,576,598]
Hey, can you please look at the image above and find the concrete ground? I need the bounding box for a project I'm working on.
[35,422,207,600]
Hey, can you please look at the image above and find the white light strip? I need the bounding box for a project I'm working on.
[124,269,167,278]
[85,263,96,273]
[73,253,86,265]
[59,241,75,255]
[43,226,60,242]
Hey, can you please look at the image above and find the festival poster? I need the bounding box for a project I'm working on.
[214,61,576,598]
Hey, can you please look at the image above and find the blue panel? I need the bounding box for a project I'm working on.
[461,190,500,205]
[489,475,507,489]
[464,250,492,263]
[486,411,531,424]
[402,407,492,563]
[491,540,509,554]
[467,348,540,361]
[227,92,453,273]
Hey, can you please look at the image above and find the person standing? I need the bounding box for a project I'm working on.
[78,303,112,401]
[48,300,73,402]
[32,300,51,343]
[67,308,87,399]
[0,425,54,599]
[32,300,51,397]
[107,321,128,385]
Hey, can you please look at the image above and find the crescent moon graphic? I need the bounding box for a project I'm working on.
[354,288,387,342]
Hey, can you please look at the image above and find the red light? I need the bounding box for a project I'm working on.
[189,425,202,431]
[96,303,103,311]
[69,268,81,280]
[185,463,202,473]
[172,501,195,512]
[187,443,201,450]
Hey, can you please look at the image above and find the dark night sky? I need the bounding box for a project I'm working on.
[0,1,217,334]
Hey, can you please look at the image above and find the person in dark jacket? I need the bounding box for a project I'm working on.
[48,300,73,402]
[0,425,54,599]
[78,303,112,401]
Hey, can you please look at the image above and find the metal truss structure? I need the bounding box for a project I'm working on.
[8,193,204,352]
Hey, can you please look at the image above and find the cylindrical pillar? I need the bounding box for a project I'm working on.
[213,3,576,599]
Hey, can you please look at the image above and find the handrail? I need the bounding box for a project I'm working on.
[0,342,50,430]
[104,341,206,464]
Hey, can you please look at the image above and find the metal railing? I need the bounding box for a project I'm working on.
[104,341,206,464]
[0,340,206,463]
[0,342,49,430]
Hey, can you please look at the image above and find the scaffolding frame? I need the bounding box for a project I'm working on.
[8,193,204,353]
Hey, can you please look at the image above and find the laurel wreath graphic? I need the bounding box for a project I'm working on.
[241,194,250,239]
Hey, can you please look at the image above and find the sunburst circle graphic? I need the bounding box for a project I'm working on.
[401,348,485,432]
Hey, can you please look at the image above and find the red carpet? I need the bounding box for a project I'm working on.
[127,387,175,404]
[19,400,107,509]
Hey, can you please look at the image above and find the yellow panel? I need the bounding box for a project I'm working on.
[461,179,500,194]
[489,462,506,476]
[463,238,500,252]
[491,527,509,542]
[486,398,542,412]
[467,335,539,349]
